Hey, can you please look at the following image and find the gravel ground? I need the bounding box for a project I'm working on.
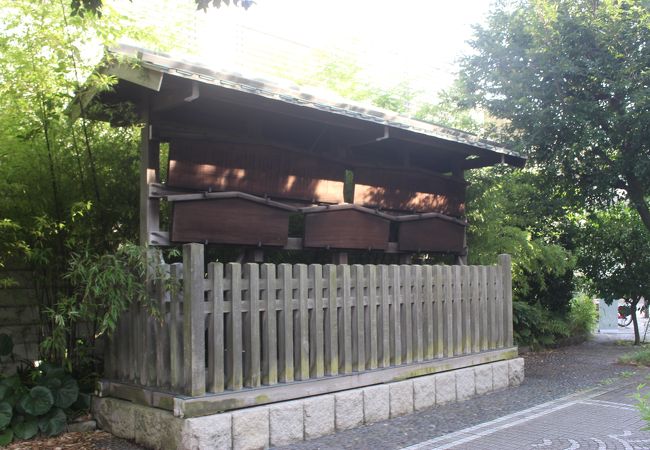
[17,333,646,450]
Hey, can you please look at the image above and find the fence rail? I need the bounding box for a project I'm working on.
[104,244,513,406]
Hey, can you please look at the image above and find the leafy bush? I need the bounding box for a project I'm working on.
[0,363,87,445]
[513,300,569,348]
[41,243,176,371]
[568,293,598,336]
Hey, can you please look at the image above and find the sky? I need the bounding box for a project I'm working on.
[114,0,495,103]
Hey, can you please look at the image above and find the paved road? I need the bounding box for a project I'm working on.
[405,377,650,449]
[278,333,650,450]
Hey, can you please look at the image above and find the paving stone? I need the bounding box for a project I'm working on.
[435,372,456,405]
[232,406,269,450]
[509,357,525,386]
[455,367,476,401]
[363,384,389,424]
[475,364,494,395]
[270,400,304,447]
[413,376,436,411]
[181,413,231,450]
[493,360,510,390]
[389,380,414,418]
[335,390,364,431]
[304,395,335,440]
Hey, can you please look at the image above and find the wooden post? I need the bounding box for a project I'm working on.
[295,264,309,381]
[453,265,463,355]
[155,264,170,388]
[208,262,225,392]
[139,123,160,246]
[226,263,243,390]
[389,265,402,365]
[324,264,339,376]
[366,265,378,369]
[379,265,390,368]
[278,264,294,382]
[332,252,349,265]
[499,254,513,347]
[261,263,278,385]
[169,263,184,391]
[400,265,413,363]
[183,243,205,396]
[309,264,325,378]
[352,265,366,372]
[339,265,352,374]
[413,265,423,362]
[461,265,472,354]
[244,263,261,387]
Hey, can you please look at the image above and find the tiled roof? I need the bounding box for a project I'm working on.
[109,44,525,164]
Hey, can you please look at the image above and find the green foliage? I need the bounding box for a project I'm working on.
[568,293,598,336]
[621,348,650,366]
[19,386,54,417]
[634,384,650,430]
[0,402,11,429]
[0,0,179,373]
[574,203,650,344]
[0,363,83,444]
[41,243,175,369]
[12,414,38,440]
[575,204,650,303]
[461,0,650,233]
[512,300,569,348]
[467,167,576,313]
[514,291,599,347]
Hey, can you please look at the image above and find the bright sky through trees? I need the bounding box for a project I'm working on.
[111,0,493,102]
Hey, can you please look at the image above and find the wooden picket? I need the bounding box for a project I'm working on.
[109,244,515,402]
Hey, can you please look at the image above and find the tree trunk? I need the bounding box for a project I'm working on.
[625,171,650,234]
[631,298,641,345]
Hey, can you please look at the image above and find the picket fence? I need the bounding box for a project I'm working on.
[103,244,514,414]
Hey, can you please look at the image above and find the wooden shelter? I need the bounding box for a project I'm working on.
[86,47,527,434]
[83,44,525,260]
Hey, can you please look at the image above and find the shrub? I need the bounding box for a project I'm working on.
[568,292,598,336]
[0,336,87,445]
[513,300,569,348]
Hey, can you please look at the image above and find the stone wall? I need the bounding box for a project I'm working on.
[93,358,525,450]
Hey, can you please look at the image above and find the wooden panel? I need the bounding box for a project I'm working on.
[353,167,466,215]
[171,198,290,246]
[168,140,346,204]
[397,218,465,253]
[304,209,390,250]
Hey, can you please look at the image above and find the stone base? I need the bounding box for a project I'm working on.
[93,358,524,450]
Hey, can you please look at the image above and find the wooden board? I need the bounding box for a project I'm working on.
[353,167,466,216]
[168,139,346,204]
[171,198,290,246]
[304,209,390,250]
[397,217,465,253]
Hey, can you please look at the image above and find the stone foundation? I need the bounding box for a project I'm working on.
[93,358,524,450]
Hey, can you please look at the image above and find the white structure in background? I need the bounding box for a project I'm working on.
[598,299,619,331]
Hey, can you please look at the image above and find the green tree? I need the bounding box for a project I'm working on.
[460,0,650,233]
[0,0,166,369]
[574,204,650,344]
